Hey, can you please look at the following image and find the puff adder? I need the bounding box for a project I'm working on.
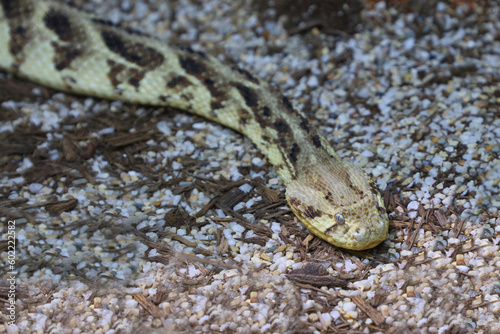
[0,0,389,250]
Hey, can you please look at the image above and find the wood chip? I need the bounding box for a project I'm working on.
[434,210,448,226]
[44,198,78,216]
[287,263,348,288]
[143,238,237,269]
[253,178,280,203]
[236,236,267,246]
[216,229,229,255]
[303,233,314,247]
[352,295,385,327]
[105,132,155,147]
[62,136,78,162]
[133,293,165,319]
[164,206,196,228]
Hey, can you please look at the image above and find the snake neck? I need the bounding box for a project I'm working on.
[0,0,338,187]
[0,0,390,250]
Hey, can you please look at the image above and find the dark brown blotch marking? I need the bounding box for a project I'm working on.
[101,30,164,69]
[127,69,145,89]
[324,223,338,234]
[235,84,258,108]
[0,0,16,18]
[44,9,73,41]
[204,78,215,86]
[273,119,291,134]
[237,108,252,125]
[42,8,87,70]
[50,42,84,71]
[180,93,193,102]
[299,115,310,133]
[282,96,294,113]
[254,109,272,130]
[106,59,127,88]
[166,75,191,88]
[108,59,148,91]
[0,0,31,19]
[179,55,207,77]
[211,101,224,110]
[1,0,35,56]
[9,25,29,56]
[278,137,288,150]
[289,143,300,164]
[312,134,322,148]
[203,79,228,110]
[204,78,227,99]
[262,106,271,117]
[304,205,322,219]
[288,197,302,210]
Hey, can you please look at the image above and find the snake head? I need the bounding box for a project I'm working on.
[285,160,389,250]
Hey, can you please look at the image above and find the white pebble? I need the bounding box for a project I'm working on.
[239,183,252,193]
[424,177,436,186]
[455,265,470,273]
[342,302,356,312]
[28,183,43,194]
[192,122,207,129]
[16,157,34,173]
[251,157,266,167]
[330,309,341,320]
[404,37,415,50]
[157,120,172,135]
[361,150,374,158]
[407,201,420,211]
[307,76,318,87]
[356,87,370,99]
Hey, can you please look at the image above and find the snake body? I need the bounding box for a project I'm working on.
[0,0,388,250]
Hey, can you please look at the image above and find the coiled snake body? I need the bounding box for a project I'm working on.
[0,0,388,250]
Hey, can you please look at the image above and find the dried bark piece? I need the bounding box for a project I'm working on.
[287,263,348,288]
[133,293,165,319]
[45,198,78,216]
[352,295,385,326]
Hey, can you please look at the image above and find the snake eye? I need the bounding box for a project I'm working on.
[334,213,345,224]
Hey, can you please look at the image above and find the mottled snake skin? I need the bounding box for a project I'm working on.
[0,0,389,249]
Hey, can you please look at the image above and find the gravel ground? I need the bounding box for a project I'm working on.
[1,0,499,333]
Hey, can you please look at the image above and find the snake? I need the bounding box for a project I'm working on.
[0,0,389,250]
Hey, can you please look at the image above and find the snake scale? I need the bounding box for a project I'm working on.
[0,0,389,250]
